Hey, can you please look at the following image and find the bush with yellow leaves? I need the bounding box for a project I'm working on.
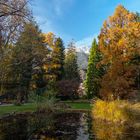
[92,99,136,123]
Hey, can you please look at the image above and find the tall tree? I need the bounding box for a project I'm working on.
[64,41,80,80]
[98,5,140,100]
[57,41,80,100]
[54,37,65,80]
[84,39,101,99]
[0,0,32,95]
[134,12,140,89]
[43,33,65,81]
[11,22,45,103]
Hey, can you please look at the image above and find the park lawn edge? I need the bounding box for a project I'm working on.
[0,102,92,118]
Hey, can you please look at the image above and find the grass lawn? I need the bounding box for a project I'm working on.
[0,103,36,116]
[66,102,92,110]
[0,102,92,117]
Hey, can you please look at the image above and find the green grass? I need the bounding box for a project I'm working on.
[66,102,92,110]
[0,102,91,117]
[0,103,36,116]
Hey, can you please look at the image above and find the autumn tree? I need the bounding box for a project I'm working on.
[43,33,65,82]
[0,0,30,18]
[84,39,102,99]
[134,12,140,89]
[98,5,140,100]
[0,0,32,98]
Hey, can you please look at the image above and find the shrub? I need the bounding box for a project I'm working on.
[56,79,80,100]
[92,101,140,139]
[92,99,134,123]
[13,101,22,106]
[36,97,56,113]
[28,92,56,113]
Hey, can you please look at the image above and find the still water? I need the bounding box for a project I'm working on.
[0,112,140,140]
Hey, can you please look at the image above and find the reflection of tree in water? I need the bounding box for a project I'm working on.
[31,113,83,140]
[92,120,140,140]
[86,113,94,140]
[0,113,55,140]
[28,113,56,140]
[0,112,93,140]
[5,113,136,140]
[29,112,92,140]
[0,114,28,140]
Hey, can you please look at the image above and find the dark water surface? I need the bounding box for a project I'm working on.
[0,112,140,140]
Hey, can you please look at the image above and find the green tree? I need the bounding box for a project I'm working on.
[11,22,45,103]
[57,41,80,100]
[64,41,80,80]
[84,39,101,99]
[136,12,140,22]
[54,37,65,80]
[0,47,13,95]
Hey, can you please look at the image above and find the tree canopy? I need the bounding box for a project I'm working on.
[98,5,140,100]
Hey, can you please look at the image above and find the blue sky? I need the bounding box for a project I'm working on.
[31,0,140,46]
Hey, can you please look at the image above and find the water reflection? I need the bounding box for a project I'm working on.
[0,115,28,140]
[0,112,140,140]
[0,113,92,140]
[92,119,140,140]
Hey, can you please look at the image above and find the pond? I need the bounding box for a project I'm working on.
[0,112,140,140]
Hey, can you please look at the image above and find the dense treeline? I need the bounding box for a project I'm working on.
[0,0,80,103]
[0,1,139,103]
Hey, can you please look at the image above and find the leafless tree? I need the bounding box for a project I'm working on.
[0,0,32,50]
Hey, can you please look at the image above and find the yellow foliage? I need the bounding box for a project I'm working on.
[43,32,55,46]
[41,32,63,81]
[92,99,140,139]
[92,99,133,123]
[92,120,126,140]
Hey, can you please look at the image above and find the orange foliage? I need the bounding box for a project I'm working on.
[98,5,140,100]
